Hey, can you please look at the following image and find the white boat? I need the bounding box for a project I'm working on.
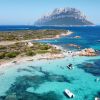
[95,97,100,100]
[64,89,75,98]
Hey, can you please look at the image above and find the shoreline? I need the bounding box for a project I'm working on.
[0,44,65,67]
[0,44,97,68]
[0,30,73,67]
[33,30,73,40]
[0,52,65,68]
[0,30,73,46]
[0,30,97,68]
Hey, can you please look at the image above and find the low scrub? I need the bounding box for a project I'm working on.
[26,50,36,56]
[5,52,19,58]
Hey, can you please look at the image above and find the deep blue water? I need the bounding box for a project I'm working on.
[0,25,100,50]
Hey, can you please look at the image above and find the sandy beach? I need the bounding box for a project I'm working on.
[0,44,97,68]
[0,53,65,68]
[0,43,75,68]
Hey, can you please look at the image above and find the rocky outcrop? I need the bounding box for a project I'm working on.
[79,48,96,56]
[34,7,93,26]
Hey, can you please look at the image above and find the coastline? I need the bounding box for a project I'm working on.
[0,52,65,68]
[0,45,97,68]
[0,30,97,69]
[0,30,73,67]
[0,30,73,46]
[33,30,73,40]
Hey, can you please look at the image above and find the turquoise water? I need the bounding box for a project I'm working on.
[26,56,100,100]
[0,56,100,100]
[0,26,100,100]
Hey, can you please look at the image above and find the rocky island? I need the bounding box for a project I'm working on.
[34,7,93,26]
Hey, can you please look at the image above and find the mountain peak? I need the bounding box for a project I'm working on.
[34,7,93,26]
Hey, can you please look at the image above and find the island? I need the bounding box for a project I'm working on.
[34,7,93,26]
[0,30,72,65]
[0,29,97,67]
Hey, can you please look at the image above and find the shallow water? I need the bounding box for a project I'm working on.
[0,56,100,100]
[0,26,100,100]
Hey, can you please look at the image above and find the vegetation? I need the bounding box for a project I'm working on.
[0,30,67,41]
[0,52,5,59]
[0,30,64,60]
[26,50,36,56]
[0,42,61,59]
[5,52,19,58]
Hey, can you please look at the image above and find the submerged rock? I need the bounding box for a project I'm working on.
[0,96,6,100]
[78,59,100,76]
[5,94,17,100]
[6,91,61,100]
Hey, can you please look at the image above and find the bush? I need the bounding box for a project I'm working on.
[39,45,51,50]
[26,50,36,56]
[5,35,16,41]
[50,49,61,54]
[5,52,19,58]
[0,45,6,50]
[36,50,48,54]
[0,52,5,59]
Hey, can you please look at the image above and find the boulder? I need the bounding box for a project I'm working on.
[79,48,96,56]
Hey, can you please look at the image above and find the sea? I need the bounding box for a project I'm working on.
[0,25,100,100]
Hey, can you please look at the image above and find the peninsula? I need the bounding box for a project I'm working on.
[0,30,72,65]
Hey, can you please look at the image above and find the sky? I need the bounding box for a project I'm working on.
[0,0,100,25]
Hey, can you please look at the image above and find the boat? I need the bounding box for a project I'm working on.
[64,89,75,98]
[67,64,73,69]
[95,97,100,100]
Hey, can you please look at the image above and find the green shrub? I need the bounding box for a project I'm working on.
[39,45,51,50]
[0,45,6,50]
[50,49,61,54]
[0,52,5,59]
[26,50,36,56]
[36,50,48,54]
[5,35,16,41]
[5,52,19,58]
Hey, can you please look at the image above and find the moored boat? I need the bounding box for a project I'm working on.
[67,64,73,69]
[64,89,75,98]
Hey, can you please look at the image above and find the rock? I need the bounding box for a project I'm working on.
[25,42,33,47]
[79,48,96,56]
[0,96,6,100]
